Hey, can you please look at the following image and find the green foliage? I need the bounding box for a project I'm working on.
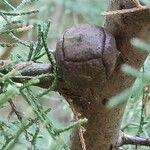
[0,0,91,149]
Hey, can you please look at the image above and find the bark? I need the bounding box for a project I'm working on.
[117,131,150,147]
[55,0,150,150]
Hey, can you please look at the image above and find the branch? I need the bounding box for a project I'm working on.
[57,0,150,149]
[101,6,148,16]
[0,60,53,88]
[116,131,150,147]
[9,99,31,147]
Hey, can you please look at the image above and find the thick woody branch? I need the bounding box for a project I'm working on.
[116,131,150,147]
[55,0,150,150]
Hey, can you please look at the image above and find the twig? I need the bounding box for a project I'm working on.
[116,131,150,147]
[0,13,30,47]
[101,6,148,16]
[64,97,87,150]
[0,10,39,16]
[9,99,22,120]
[133,0,143,8]
[9,99,31,147]
[0,60,53,88]
[2,0,16,10]
[102,0,148,16]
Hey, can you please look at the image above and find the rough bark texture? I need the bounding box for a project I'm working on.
[54,0,150,150]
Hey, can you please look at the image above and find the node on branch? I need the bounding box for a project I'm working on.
[55,24,119,89]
